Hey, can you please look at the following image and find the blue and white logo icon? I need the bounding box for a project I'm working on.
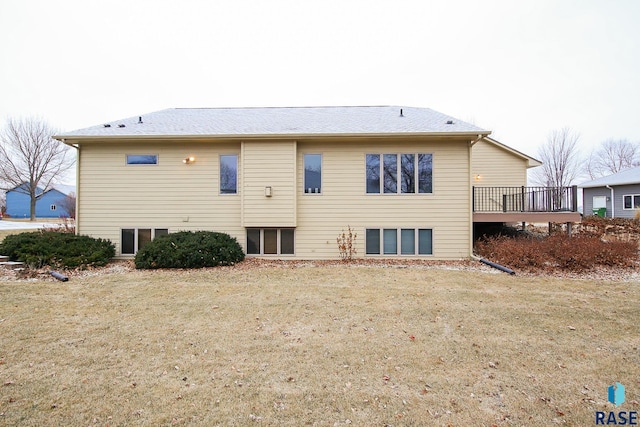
[608,382,625,407]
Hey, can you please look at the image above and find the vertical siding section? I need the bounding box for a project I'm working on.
[296,139,471,260]
[471,139,528,187]
[241,141,296,227]
[77,140,243,256]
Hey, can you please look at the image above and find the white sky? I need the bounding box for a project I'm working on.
[1,0,639,165]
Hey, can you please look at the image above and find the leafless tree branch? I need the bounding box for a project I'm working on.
[0,117,75,220]
[584,139,640,179]
[531,128,582,188]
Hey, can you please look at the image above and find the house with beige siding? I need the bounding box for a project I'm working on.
[54,106,579,260]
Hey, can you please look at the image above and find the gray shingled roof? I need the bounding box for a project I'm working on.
[56,106,489,138]
[579,166,640,188]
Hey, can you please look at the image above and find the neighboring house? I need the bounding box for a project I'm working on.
[54,106,579,260]
[579,166,640,218]
[5,183,76,218]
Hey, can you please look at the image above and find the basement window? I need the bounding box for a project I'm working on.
[365,228,433,255]
[121,228,169,255]
[246,228,294,255]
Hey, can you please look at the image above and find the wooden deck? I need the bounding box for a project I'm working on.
[473,186,580,223]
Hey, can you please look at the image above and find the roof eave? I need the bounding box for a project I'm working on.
[482,136,542,168]
[580,181,639,189]
[54,131,491,142]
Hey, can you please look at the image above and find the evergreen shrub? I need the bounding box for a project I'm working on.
[134,231,245,269]
[0,231,115,269]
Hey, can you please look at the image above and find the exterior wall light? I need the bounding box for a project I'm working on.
[473,174,482,182]
[183,156,196,164]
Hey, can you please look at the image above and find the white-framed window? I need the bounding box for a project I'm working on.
[50,204,57,211]
[304,154,322,194]
[623,194,640,210]
[366,153,433,194]
[126,154,158,165]
[365,228,433,255]
[246,228,295,255]
[592,196,607,209]
[121,228,169,255]
[220,154,238,194]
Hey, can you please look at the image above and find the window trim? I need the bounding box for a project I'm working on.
[365,228,433,256]
[246,228,295,256]
[622,194,640,210]
[121,227,169,255]
[366,153,433,194]
[126,154,159,165]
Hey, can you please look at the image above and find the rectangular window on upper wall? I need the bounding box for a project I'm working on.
[126,154,158,165]
[246,229,295,255]
[623,194,640,210]
[121,228,169,255]
[220,155,238,194]
[366,154,381,194]
[366,228,433,256]
[366,153,432,194]
[383,154,397,193]
[304,154,322,194]
[417,154,433,193]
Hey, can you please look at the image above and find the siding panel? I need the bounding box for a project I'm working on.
[241,141,297,227]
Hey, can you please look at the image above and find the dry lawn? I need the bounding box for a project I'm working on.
[0,264,638,426]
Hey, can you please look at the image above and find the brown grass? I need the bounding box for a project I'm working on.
[0,264,638,426]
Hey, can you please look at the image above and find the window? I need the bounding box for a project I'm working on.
[366,228,433,255]
[246,229,295,255]
[365,229,380,254]
[304,154,322,193]
[366,154,381,194]
[50,204,57,211]
[592,196,607,209]
[126,154,158,165]
[366,153,432,194]
[383,229,397,254]
[121,228,169,255]
[623,194,640,210]
[383,154,397,193]
[220,155,238,194]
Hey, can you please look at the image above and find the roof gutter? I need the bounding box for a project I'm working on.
[53,131,492,143]
[606,185,615,218]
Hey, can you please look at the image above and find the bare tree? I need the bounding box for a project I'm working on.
[0,117,75,220]
[584,139,640,179]
[57,192,76,219]
[531,128,582,188]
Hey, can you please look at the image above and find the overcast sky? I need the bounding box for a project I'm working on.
[1,0,639,163]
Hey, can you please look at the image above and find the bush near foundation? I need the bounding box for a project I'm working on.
[475,234,638,273]
[0,231,115,269]
[134,231,245,269]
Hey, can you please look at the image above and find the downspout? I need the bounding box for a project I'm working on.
[468,134,485,258]
[606,185,614,218]
[60,139,80,234]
